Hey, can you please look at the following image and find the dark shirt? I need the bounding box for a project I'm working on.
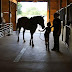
[53,18,61,36]
[45,27,51,34]
[44,26,51,38]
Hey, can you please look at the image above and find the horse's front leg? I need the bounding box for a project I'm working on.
[23,29,26,43]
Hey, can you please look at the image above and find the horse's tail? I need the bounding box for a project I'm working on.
[16,18,20,31]
[16,18,21,31]
[16,22,19,35]
[16,23,19,31]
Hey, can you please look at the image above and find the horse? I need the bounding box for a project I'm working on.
[16,16,45,47]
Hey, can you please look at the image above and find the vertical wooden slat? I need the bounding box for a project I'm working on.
[9,1,11,23]
[60,0,62,8]
[48,0,50,20]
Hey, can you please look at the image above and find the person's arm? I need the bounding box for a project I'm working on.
[50,26,53,28]
[58,20,61,36]
[38,28,46,32]
[50,20,54,28]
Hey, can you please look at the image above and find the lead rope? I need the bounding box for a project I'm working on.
[38,25,45,41]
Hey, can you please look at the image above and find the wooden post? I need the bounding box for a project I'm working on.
[48,0,50,20]
[9,1,11,23]
[8,0,11,35]
[60,0,62,9]
[0,0,1,24]
[47,0,49,22]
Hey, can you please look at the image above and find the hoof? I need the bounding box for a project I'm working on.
[17,40,19,42]
[30,42,31,46]
[23,40,26,43]
[32,44,34,47]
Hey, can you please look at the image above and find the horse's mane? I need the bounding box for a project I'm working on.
[30,16,43,18]
[30,16,43,21]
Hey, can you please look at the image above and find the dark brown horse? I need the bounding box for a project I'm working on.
[16,16,45,47]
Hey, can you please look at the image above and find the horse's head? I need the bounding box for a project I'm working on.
[38,16,45,29]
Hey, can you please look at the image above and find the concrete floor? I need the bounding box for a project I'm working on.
[0,31,72,72]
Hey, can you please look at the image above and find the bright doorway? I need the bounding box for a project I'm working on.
[17,2,48,33]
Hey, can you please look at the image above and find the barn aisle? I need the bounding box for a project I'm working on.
[0,31,72,72]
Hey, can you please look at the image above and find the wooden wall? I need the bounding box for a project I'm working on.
[1,0,72,31]
[49,0,59,24]
[61,0,66,7]
[0,0,1,24]
[2,0,9,23]
[2,0,16,31]
[68,0,72,4]
[11,2,16,31]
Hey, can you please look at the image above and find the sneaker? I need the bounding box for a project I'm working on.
[51,48,56,51]
[56,49,59,52]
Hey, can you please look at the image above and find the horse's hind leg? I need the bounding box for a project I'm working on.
[17,28,21,42]
[30,39,31,46]
[32,38,34,47]
[23,29,25,43]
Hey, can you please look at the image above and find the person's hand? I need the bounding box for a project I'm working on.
[38,30,40,31]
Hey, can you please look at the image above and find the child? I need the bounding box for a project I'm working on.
[39,22,51,51]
